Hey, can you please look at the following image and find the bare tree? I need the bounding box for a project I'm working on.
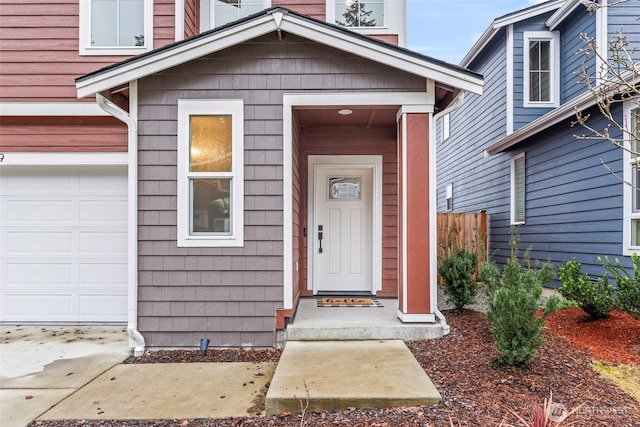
[572,0,640,183]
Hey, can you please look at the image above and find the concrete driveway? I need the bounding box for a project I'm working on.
[0,324,130,427]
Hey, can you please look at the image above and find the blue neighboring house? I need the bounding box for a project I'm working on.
[436,0,640,280]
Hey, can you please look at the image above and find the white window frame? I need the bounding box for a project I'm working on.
[200,0,271,31]
[177,99,244,247]
[326,0,407,46]
[523,31,560,108]
[445,183,453,212]
[623,102,640,255]
[442,113,450,141]
[510,152,525,225]
[79,0,154,56]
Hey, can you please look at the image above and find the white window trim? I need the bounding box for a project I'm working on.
[445,183,453,212]
[326,0,406,45]
[442,113,450,141]
[200,0,271,31]
[177,99,244,247]
[510,152,525,225]
[523,31,560,108]
[79,0,154,56]
[623,102,639,255]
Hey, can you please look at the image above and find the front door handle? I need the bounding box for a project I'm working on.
[318,225,323,253]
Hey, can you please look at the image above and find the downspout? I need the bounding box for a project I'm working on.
[96,83,145,356]
[431,92,465,333]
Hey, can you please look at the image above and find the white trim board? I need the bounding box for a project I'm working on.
[0,152,128,165]
[0,103,110,116]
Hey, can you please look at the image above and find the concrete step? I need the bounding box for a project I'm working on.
[264,340,441,416]
[286,298,449,341]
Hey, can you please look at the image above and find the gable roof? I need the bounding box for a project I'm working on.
[76,7,483,100]
[460,0,565,68]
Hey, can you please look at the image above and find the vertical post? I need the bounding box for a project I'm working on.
[397,111,435,323]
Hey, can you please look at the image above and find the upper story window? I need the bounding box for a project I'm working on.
[623,104,640,254]
[200,0,270,30]
[511,152,525,225]
[79,0,154,56]
[523,31,559,108]
[334,0,384,28]
[177,99,245,247]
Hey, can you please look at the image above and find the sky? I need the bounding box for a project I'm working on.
[407,0,550,64]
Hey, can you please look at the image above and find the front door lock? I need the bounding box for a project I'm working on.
[318,225,323,253]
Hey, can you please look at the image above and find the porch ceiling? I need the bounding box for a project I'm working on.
[294,106,399,127]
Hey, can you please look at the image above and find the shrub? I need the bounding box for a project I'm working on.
[438,247,478,310]
[556,259,615,319]
[480,230,555,366]
[600,254,640,319]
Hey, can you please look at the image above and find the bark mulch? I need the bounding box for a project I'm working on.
[29,309,640,427]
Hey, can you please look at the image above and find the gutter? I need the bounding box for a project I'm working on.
[96,85,145,356]
[430,92,465,335]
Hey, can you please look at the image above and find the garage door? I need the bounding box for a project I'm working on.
[0,166,128,322]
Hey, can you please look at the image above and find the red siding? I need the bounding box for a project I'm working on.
[299,125,399,297]
[184,0,200,39]
[0,116,127,152]
[154,0,176,48]
[274,0,326,21]
[0,1,136,102]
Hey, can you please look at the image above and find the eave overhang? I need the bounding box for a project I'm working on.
[76,7,483,100]
[460,0,565,68]
[546,0,583,30]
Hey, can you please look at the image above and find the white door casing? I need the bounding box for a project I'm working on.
[308,155,382,295]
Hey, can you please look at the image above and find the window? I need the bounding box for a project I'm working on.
[201,0,270,29]
[442,113,450,141]
[511,153,525,225]
[445,183,453,212]
[79,0,153,55]
[624,105,640,254]
[177,100,244,247]
[333,0,384,28]
[523,31,559,107]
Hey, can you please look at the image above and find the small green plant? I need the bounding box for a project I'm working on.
[556,259,615,319]
[438,247,478,310]
[480,229,556,366]
[600,254,640,319]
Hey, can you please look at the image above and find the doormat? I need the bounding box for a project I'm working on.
[317,297,383,307]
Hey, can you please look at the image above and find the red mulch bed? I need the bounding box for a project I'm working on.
[545,307,640,365]
[29,309,640,427]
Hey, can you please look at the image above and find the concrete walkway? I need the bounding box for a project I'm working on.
[1,324,442,425]
[0,325,131,427]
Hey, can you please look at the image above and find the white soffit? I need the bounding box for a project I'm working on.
[77,10,483,98]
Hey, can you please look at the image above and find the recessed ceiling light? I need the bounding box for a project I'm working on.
[338,109,353,115]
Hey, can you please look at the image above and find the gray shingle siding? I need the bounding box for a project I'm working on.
[136,34,426,347]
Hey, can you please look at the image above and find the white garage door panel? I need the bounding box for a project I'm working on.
[79,263,128,284]
[80,232,127,254]
[79,295,128,318]
[1,166,128,322]
[7,200,74,223]
[80,200,128,222]
[5,295,73,317]
[7,263,73,285]
[7,232,74,253]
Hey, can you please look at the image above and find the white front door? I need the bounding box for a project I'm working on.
[313,165,373,293]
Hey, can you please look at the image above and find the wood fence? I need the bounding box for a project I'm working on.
[437,211,488,281]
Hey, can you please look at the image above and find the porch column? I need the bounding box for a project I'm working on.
[397,111,436,323]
